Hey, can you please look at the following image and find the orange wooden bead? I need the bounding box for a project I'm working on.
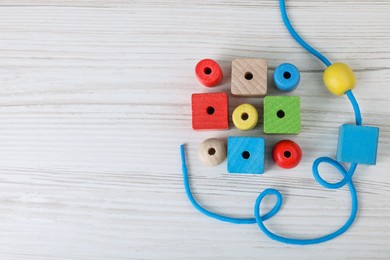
[195,59,223,87]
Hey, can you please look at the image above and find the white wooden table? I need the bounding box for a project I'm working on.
[0,0,389,259]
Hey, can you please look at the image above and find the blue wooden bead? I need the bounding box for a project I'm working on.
[337,124,379,165]
[273,63,300,92]
[227,136,265,174]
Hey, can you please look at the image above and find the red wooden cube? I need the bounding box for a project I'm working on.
[192,92,228,130]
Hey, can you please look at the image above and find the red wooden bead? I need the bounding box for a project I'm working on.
[272,140,302,169]
[192,92,228,130]
[195,59,223,87]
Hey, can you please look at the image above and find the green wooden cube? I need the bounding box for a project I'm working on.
[263,96,300,134]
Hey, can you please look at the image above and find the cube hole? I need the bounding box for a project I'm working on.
[245,72,253,80]
[277,110,285,118]
[242,151,250,159]
[207,106,215,115]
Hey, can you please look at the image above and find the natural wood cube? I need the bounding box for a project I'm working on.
[231,58,268,96]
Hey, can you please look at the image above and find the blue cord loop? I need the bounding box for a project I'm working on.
[181,144,358,245]
[313,157,357,189]
[179,0,364,245]
[254,177,358,245]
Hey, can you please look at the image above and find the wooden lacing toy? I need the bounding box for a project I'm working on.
[180,0,379,245]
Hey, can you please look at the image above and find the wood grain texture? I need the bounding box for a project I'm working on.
[231,58,268,96]
[0,0,388,259]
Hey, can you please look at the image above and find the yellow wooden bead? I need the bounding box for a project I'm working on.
[232,103,258,131]
[323,62,356,96]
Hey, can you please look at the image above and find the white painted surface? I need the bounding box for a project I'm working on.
[0,0,389,259]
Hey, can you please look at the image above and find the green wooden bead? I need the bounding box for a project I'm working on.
[263,96,301,134]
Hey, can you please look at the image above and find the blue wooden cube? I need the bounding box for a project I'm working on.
[227,136,265,174]
[337,124,379,165]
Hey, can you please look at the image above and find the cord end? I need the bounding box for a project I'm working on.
[180,144,188,172]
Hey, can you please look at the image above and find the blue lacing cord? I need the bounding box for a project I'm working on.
[346,90,362,126]
[180,0,364,245]
[279,0,331,67]
[180,144,358,245]
[279,0,363,126]
[256,0,363,245]
[181,144,279,225]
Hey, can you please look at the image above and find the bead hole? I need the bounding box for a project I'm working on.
[242,151,250,159]
[241,113,249,121]
[283,151,291,158]
[208,148,216,156]
[204,67,212,75]
[207,106,215,115]
[283,71,291,79]
[277,110,285,118]
[245,72,253,80]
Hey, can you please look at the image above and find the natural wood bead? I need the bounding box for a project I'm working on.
[198,138,226,167]
[231,58,268,96]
